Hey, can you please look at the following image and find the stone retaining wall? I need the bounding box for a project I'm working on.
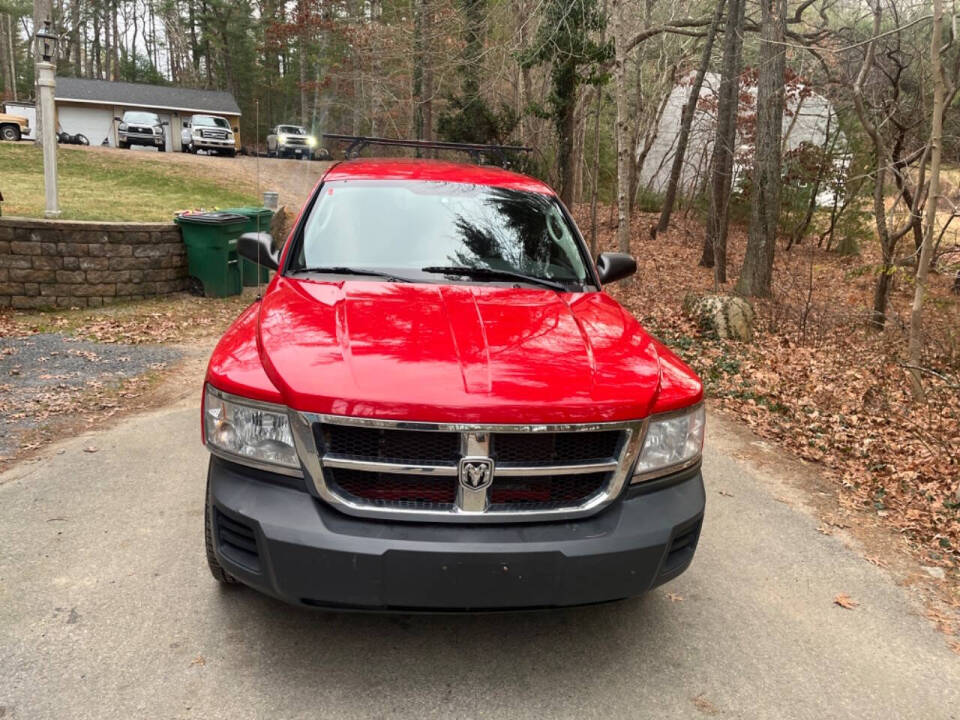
[0,217,187,309]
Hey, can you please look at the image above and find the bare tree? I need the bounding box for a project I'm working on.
[908,0,946,400]
[611,0,631,254]
[736,0,788,297]
[655,0,725,236]
[700,0,746,285]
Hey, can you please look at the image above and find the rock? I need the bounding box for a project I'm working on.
[682,293,755,341]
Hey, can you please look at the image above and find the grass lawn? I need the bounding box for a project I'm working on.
[0,143,257,221]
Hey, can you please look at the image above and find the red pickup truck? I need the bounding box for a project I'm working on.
[201,158,705,610]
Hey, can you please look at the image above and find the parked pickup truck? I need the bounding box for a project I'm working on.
[202,158,706,610]
[0,111,29,141]
[182,114,237,156]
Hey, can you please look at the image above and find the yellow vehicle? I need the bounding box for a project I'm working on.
[0,111,29,142]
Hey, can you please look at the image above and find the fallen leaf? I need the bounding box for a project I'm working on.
[692,694,719,715]
[666,592,684,603]
[865,555,888,568]
[834,593,859,610]
[83,446,98,453]
[190,655,206,666]
[717,490,734,497]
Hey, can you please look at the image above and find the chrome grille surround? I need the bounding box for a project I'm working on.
[289,411,647,524]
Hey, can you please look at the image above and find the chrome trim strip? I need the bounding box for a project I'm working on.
[318,456,617,477]
[321,455,458,476]
[495,461,618,476]
[308,411,640,434]
[293,411,649,524]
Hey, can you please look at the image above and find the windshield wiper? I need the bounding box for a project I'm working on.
[288,266,413,283]
[421,266,572,292]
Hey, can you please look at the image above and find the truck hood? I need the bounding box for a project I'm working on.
[256,276,667,424]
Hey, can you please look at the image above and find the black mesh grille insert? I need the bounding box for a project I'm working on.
[328,468,457,507]
[318,424,460,464]
[489,472,607,508]
[492,431,621,464]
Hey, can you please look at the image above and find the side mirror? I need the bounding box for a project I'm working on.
[238,232,279,271]
[596,252,636,284]
[161,120,169,126]
[114,116,122,122]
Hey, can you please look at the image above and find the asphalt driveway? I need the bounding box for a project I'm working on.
[1,395,957,719]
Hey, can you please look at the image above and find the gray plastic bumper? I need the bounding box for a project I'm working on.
[207,456,705,610]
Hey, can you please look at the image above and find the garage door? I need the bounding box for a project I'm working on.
[57,105,114,146]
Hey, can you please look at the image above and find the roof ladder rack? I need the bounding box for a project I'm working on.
[322,134,533,168]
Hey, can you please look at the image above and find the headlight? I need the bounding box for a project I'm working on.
[203,386,300,472]
[118,123,127,131]
[278,133,288,144]
[631,404,705,482]
[307,136,317,147]
[192,128,202,137]
[154,126,162,134]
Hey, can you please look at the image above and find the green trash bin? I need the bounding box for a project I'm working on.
[221,207,274,286]
[174,211,247,297]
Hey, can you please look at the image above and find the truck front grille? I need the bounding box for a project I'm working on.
[317,424,621,466]
[320,424,460,464]
[301,417,645,522]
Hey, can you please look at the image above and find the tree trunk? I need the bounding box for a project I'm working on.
[0,14,13,100]
[852,3,896,328]
[736,0,787,297]
[611,0,631,254]
[655,0,724,235]
[70,0,81,72]
[590,86,602,257]
[700,0,745,285]
[111,1,120,80]
[413,0,426,144]
[907,0,945,400]
[557,60,577,208]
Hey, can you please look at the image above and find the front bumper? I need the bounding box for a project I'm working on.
[121,132,163,146]
[280,143,312,155]
[192,137,235,150]
[207,456,705,610]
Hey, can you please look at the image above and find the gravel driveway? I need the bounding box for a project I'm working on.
[0,333,180,457]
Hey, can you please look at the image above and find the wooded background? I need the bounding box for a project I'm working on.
[0,0,957,354]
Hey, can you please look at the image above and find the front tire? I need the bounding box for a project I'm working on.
[205,493,239,585]
[0,124,21,141]
[118,140,129,149]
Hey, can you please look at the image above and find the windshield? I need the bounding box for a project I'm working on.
[123,111,159,125]
[291,180,592,288]
[278,125,307,135]
[193,116,229,128]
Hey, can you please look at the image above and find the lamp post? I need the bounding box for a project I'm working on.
[35,20,59,218]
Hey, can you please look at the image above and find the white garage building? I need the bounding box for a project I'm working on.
[53,77,241,152]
